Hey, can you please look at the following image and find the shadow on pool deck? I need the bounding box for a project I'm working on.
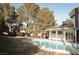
[0,36,41,55]
[61,39,79,55]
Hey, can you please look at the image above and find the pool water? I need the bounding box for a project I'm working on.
[56,44,65,50]
[35,41,65,50]
[23,39,79,54]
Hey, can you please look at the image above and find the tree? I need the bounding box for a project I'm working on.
[1,4,11,21]
[17,3,40,21]
[0,3,19,35]
[17,7,28,22]
[35,8,56,33]
[62,18,74,27]
[23,3,40,19]
[0,4,18,23]
[17,4,56,34]
[8,6,19,23]
[7,6,19,36]
[17,3,40,33]
[0,3,13,24]
[0,4,4,25]
[0,4,10,35]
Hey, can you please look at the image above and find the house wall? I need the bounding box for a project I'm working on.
[48,29,74,41]
[57,34,64,40]
[49,30,64,41]
[49,30,56,39]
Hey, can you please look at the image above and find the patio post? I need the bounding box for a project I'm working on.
[63,31,66,41]
[49,30,52,39]
[56,30,58,41]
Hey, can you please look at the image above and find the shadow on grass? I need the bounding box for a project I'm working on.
[0,36,40,55]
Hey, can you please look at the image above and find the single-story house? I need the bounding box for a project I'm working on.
[45,26,75,42]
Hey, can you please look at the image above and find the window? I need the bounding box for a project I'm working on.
[58,31,62,34]
[52,31,56,33]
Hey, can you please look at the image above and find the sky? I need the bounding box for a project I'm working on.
[10,3,79,25]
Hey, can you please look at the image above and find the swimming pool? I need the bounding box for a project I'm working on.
[23,38,79,54]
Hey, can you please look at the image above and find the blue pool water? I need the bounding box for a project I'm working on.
[32,40,65,50]
[23,39,79,54]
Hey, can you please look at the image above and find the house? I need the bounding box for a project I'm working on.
[45,25,75,42]
[44,7,79,43]
[69,7,79,43]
